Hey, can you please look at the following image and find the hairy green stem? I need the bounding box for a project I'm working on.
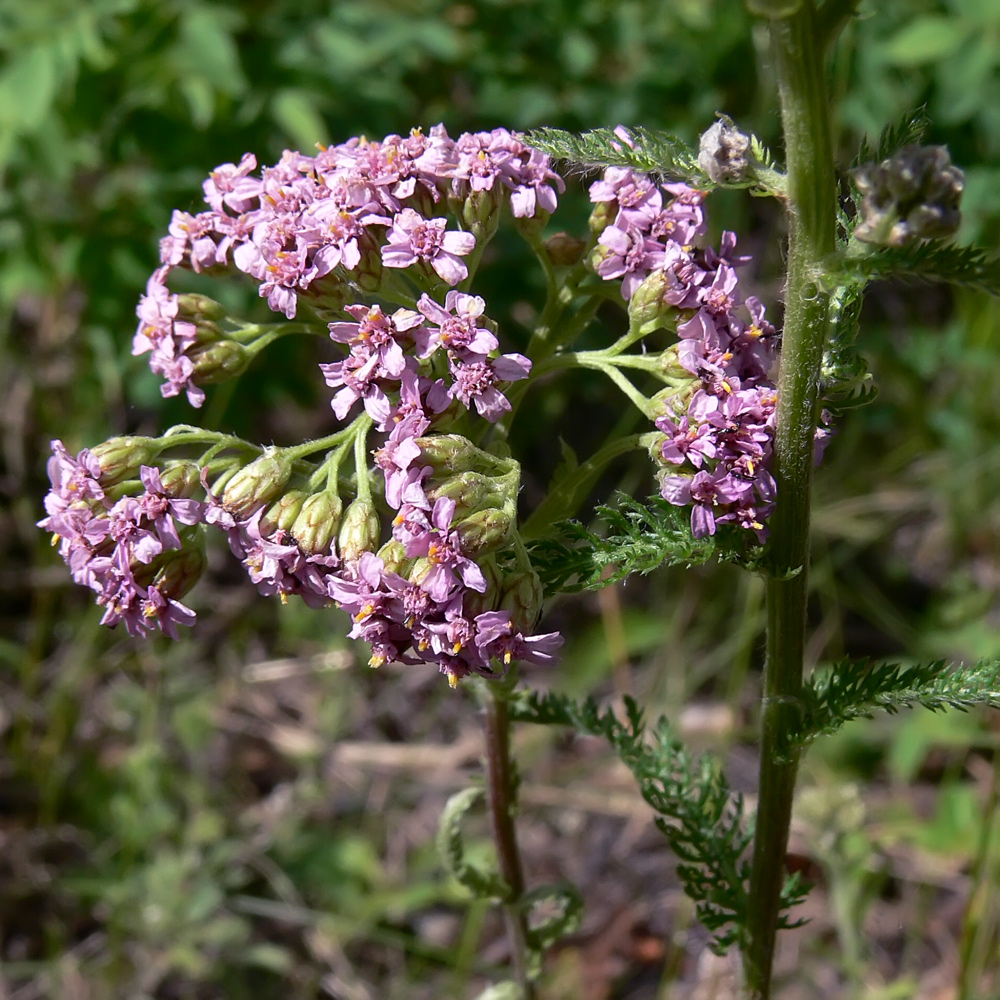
[746,4,839,997]
[482,684,535,998]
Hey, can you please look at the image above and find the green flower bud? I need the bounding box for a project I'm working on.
[221,450,295,520]
[189,340,252,385]
[176,292,228,323]
[427,472,506,518]
[462,188,503,244]
[376,539,410,575]
[290,489,343,555]
[650,375,699,417]
[407,557,433,591]
[500,567,545,634]
[135,545,207,601]
[656,343,696,381]
[455,506,513,556]
[512,208,550,242]
[158,461,202,499]
[628,270,676,336]
[354,238,384,293]
[259,490,309,537]
[461,555,503,619]
[544,232,587,267]
[588,199,616,235]
[413,434,484,474]
[303,274,352,320]
[338,498,381,562]
[89,436,158,486]
[588,243,611,273]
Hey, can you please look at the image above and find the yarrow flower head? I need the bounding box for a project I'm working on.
[46,125,571,687]
[44,123,834,685]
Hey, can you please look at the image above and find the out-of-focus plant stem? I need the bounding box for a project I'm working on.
[483,682,536,999]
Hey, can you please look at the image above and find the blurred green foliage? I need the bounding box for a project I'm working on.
[3,0,1000,995]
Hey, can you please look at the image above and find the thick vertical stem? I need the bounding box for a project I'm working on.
[483,685,536,998]
[746,4,838,997]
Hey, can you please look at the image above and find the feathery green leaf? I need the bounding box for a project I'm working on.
[510,690,754,951]
[791,658,1000,749]
[527,493,760,596]
[436,787,511,901]
[524,125,703,183]
[824,243,1000,297]
[853,106,930,168]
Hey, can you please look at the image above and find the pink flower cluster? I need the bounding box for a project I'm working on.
[589,168,780,538]
[191,286,558,684]
[321,290,560,684]
[37,442,205,638]
[133,126,565,407]
[45,200,559,682]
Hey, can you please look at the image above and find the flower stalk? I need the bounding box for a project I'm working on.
[482,680,535,998]
[745,3,839,996]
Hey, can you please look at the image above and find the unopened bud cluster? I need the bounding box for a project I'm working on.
[852,145,964,247]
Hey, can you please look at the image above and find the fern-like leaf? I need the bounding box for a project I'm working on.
[824,243,1000,297]
[791,658,1000,749]
[853,106,930,168]
[524,125,703,183]
[510,690,754,952]
[526,493,760,596]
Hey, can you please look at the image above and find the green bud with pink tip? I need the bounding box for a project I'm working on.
[290,490,343,556]
[221,449,295,520]
[338,498,381,562]
[89,436,158,486]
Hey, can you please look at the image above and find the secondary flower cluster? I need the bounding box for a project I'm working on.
[133,126,564,407]
[39,419,561,685]
[37,441,206,639]
[589,167,780,539]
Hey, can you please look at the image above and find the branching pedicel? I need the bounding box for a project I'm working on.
[40,124,791,686]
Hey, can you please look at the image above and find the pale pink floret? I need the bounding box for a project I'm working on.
[202,152,260,214]
[415,292,498,359]
[381,208,476,285]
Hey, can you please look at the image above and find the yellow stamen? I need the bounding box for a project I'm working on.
[746,459,755,475]
[369,653,385,668]
[448,673,460,689]
[452,642,462,654]
[504,650,512,665]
